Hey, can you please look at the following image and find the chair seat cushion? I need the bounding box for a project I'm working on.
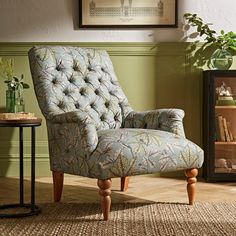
[88,129,204,179]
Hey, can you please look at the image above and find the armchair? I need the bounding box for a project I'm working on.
[28,46,203,220]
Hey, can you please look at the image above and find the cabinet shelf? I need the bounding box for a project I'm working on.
[215,141,236,145]
[215,106,236,109]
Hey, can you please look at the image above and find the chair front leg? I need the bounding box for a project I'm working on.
[52,171,64,202]
[185,168,198,205]
[97,179,112,221]
[121,176,129,191]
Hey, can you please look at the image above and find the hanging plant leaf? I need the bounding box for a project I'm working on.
[184,13,236,52]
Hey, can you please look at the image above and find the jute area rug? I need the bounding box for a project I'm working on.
[0,202,235,236]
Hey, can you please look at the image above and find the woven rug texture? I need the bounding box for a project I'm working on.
[0,202,235,236]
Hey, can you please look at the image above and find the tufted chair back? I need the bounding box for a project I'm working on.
[28,46,132,130]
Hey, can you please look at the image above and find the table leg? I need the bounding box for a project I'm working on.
[19,126,24,205]
[0,123,41,218]
[31,126,35,211]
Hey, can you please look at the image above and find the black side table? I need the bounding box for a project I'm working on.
[0,118,42,218]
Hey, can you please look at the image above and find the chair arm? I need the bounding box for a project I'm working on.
[124,109,185,137]
[48,111,98,154]
[48,111,88,124]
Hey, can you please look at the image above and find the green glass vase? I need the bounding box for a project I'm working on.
[210,49,233,70]
[6,88,25,113]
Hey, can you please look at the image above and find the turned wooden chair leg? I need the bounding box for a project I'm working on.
[121,176,129,191]
[97,179,112,221]
[185,168,198,205]
[52,171,64,202]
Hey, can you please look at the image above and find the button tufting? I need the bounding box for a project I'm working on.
[105,102,109,108]
[56,66,61,71]
[100,114,105,121]
[69,77,74,83]
[75,103,80,109]
[73,66,78,71]
[94,89,99,95]
[98,77,102,83]
[80,88,86,95]
[87,66,92,71]
[84,77,89,83]
[63,90,69,96]
[52,78,57,84]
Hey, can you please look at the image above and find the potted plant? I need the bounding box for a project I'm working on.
[0,58,30,113]
[184,13,236,70]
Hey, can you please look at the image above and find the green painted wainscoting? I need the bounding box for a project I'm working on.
[1,42,235,177]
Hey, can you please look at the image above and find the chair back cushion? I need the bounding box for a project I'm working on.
[29,46,132,130]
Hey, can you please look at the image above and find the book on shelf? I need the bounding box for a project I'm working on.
[217,116,226,141]
[226,121,234,141]
[222,118,231,142]
[215,115,234,142]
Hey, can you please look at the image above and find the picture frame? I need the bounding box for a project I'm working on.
[79,0,178,28]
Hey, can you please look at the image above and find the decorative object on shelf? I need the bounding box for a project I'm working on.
[215,158,231,173]
[215,82,235,105]
[0,58,30,113]
[184,13,236,70]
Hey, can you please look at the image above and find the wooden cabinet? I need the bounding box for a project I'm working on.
[203,70,236,182]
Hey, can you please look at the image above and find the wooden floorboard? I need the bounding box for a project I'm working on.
[0,175,235,204]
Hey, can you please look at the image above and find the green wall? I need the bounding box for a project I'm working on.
[1,42,235,177]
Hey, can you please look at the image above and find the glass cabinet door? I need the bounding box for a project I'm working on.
[214,77,236,175]
[203,70,236,182]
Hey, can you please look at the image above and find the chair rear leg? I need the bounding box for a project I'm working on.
[97,179,112,221]
[52,171,64,202]
[185,168,198,205]
[121,176,129,191]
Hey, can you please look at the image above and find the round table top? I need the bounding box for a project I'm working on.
[0,118,42,127]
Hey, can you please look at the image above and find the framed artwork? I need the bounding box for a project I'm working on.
[79,0,178,28]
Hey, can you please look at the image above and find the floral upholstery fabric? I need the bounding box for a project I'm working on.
[28,46,204,179]
[90,129,203,179]
[124,109,186,137]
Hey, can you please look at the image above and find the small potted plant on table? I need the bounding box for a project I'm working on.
[0,58,29,113]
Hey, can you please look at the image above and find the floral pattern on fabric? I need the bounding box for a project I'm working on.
[124,109,186,137]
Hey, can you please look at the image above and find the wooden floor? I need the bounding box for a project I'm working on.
[0,175,235,205]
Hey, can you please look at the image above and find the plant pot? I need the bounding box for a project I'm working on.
[210,49,233,70]
[6,88,25,113]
